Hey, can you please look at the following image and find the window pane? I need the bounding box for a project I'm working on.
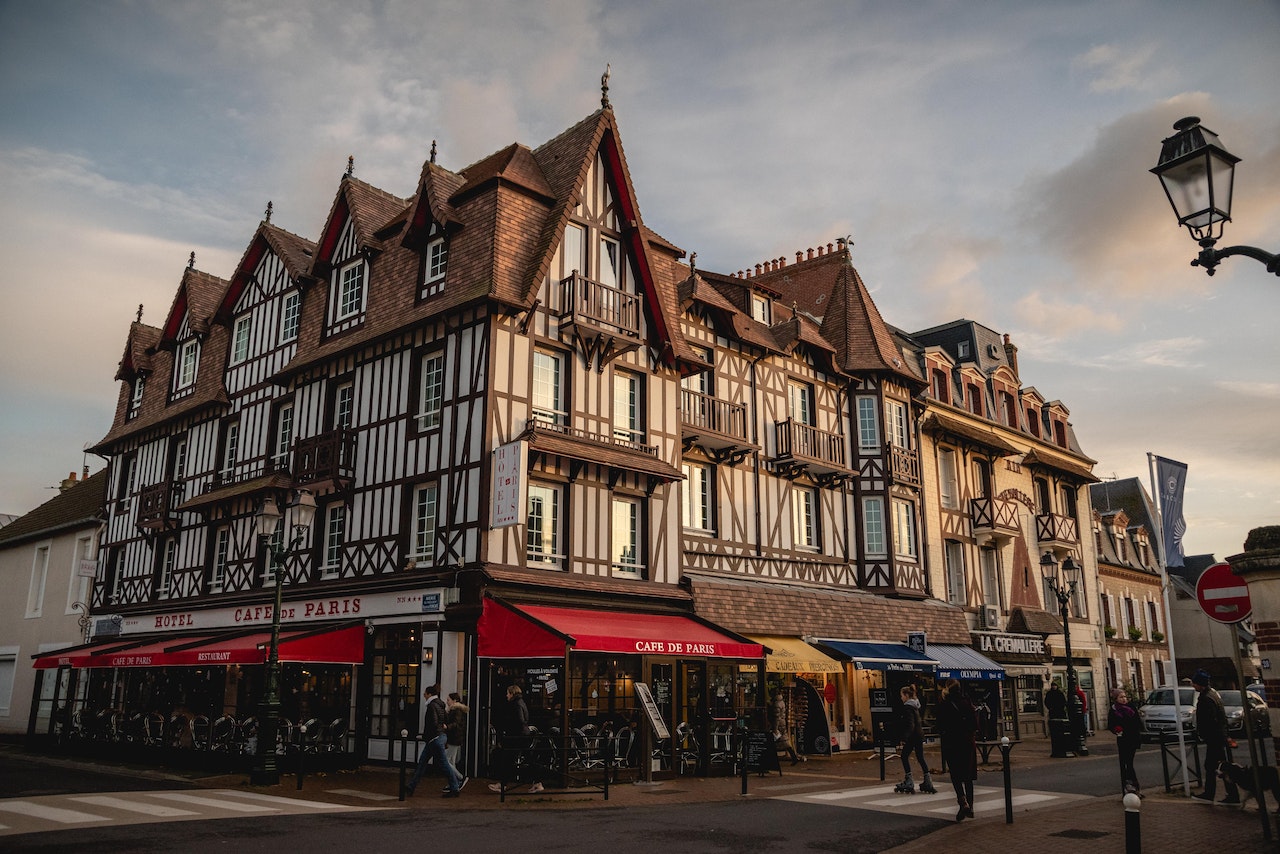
[280,291,301,342]
[413,484,438,563]
[532,351,565,425]
[232,315,252,363]
[419,353,444,429]
[612,497,640,575]
[857,398,879,449]
[863,497,885,555]
[526,484,560,566]
[338,263,364,319]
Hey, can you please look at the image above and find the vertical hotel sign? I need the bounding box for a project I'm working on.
[491,439,527,528]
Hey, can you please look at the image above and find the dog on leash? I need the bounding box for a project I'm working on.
[1218,762,1280,812]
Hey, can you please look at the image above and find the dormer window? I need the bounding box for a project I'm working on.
[231,314,252,364]
[930,369,950,404]
[337,261,366,321]
[750,293,771,324]
[175,338,199,391]
[1026,407,1041,437]
[424,237,448,295]
[965,383,982,417]
[957,341,971,359]
[279,290,301,343]
[128,375,145,419]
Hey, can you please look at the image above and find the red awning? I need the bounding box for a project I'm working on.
[477,598,763,660]
[33,625,365,669]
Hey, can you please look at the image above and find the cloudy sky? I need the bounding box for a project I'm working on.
[1,1,1277,562]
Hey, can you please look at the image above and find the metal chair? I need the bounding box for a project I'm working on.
[191,715,212,750]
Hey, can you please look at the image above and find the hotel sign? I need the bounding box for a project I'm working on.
[491,440,527,528]
[107,587,447,637]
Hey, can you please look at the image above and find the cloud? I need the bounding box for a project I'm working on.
[1012,291,1124,338]
[1215,380,1280,400]
[1072,43,1162,93]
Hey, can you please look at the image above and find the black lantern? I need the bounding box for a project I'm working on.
[1040,552,1089,757]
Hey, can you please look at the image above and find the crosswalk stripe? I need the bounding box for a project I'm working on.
[0,801,106,823]
[325,788,400,801]
[146,793,276,812]
[214,790,349,809]
[70,795,199,817]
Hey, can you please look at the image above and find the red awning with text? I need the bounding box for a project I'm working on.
[34,625,365,669]
[476,598,763,660]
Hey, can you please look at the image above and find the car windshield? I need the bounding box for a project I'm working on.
[1147,688,1196,706]
[1218,691,1243,706]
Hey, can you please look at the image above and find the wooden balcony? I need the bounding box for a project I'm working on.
[888,444,921,487]
[1036,512,1079,551]
[294,428,357,493]
[771,419,848,478]
[136,481,183,533]
[970,497,1020,545]
[680,389,752,458]
[558,273,641,371]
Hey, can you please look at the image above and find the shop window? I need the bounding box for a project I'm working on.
[370,627,422,739]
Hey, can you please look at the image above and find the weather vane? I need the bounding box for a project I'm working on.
[264,200,273,223]
[346,155,355,177]
[136,304,144,323]
[188,251,195,269]
[430,140,437,164]
[601,63,611,109]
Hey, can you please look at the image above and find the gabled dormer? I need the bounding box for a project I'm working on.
[990,364,1020,430]
[157,262,229,403]
[1020,386,1047,439]
[923,346,955,405]
[400,154,466,302]
[1044,400,1071,450]
[114,320,160,422]
[957,364,986,418]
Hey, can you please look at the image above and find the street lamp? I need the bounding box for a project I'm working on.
[1151,116,1279,277]
[1040,551,1088,756]
[249,489,316,785]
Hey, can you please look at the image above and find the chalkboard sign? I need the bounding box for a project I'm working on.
[744,730,782,775]
[634,682,670,740]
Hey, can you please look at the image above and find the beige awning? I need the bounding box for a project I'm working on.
[747,635,843,674]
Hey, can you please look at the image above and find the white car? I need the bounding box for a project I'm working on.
[1137,686,1196,739]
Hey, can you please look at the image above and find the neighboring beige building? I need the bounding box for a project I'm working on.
[0,469,105,738]
[1089,477,1173,696]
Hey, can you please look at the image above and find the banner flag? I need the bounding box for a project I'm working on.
[1154,456,1188,568]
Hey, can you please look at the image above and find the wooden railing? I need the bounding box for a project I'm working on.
[294,428,357,487]
[773,419,846,469]
[680,389,749,443]
[888,444,921,486]
[1036,512,1079,545]
[531,415,658,457]
[560,272,641,338]
[136,481,183,530]
[970,497,1020,535]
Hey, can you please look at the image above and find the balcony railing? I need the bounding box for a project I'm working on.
[772,419,847,475]
[1036,512,1080,547]
[559,272,641,339]
[680,389,749,450]
[136,481,183,532]
[294,428,357,489]
[970,497,1020,543]
[531,415,659,457]
[888,444,921,486]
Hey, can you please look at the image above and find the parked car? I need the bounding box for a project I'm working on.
[1246,682,1267,701]
[1207,690,1271,736]
[1138,686,1196,739]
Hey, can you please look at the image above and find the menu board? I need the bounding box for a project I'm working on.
[634,682,670,740]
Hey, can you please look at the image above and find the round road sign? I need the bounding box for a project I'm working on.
[1195,561,1252,624]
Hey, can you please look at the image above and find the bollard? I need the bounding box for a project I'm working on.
[739,726,749,796]
[999,736,1014,824]
[1123,792,1141,854]
[296,724,306,790]
[878,722,886,781]
[398,729,409,801]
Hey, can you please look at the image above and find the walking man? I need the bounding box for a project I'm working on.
[407,683,466,797]
[1190,670,1240,805]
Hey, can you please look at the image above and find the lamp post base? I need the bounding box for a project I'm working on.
[249,768,281,787]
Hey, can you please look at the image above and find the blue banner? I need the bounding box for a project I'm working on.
[1154,456,1188,568]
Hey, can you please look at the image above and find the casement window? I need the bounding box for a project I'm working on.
[612,370,643,444]
[1148,600,1160,635]
[944,540,966,605]
[157,537,176,599]
[938,448,959,510]
[273,403,294,468]
[562,224,586,277]
[892,499,917,558]
[973,458,991,499]
[322,504,346,578]
[526,483,562,568]
[999,391,1017,428]
[417,352,445,430]
[264,517,283,586]
[1062,485,1078,520]
[1053,419,1068,448]
[26,545,50,618]
[856,397,880,450]
[1026,406,1041,438]
[965,383,982,416]
[170,436,188,481]
[931,369,950,404]
[175,338,199,391]
[957,341,971,359]
[611,496,643,577]
[1034,478,1052,514]
[334,382,354,430]
[231,314,252,364]
[791,486,818,550]
[681,461,714,533]
[66,534,94,613]
[220,420,240,479]
[0,649,16,716]
[980,547,1000,607]
[337,261,366,320]
[409,482,438,566]
[884,399,909,449]
[788,380,814,426]
[105,548,123,604]
[116,453,137,501]
[532,349,567,426]
[598,235,621,289]
[425,237,448,290]
[128,376,145,418]
[750,293,771,324]
[210,526,230,593]
[862,497,886,556]
[1070,574,1087,619]
[279,290,301,343]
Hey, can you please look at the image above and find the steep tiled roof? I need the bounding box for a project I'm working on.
[686,574,971,645]
[0,470,107,548]
[114,322,161,381]
[920,409,1019,455]
[820,262,921,381]
[1008,606,1064,635]
[1022,448,1098,483]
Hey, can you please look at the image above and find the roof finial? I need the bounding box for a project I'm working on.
[689,251,697,274]
[264,200,273,223]
[188,251,195,269]
[842,233,853,252]
[346,155,355,177]
[136,304,144,323]
[430,140,437,164]
[601,63,611,109]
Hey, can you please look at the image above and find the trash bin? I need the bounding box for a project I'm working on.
[1048,717,1072,757]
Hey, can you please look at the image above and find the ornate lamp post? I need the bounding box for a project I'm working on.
[1151,116,1279,277]
[249,489,316,786]
[1040,551,1088,756]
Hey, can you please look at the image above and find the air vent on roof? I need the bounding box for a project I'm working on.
[988,344,1000,357]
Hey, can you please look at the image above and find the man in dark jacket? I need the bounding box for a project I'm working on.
[1190,670,1240,804]
[408,684,466,797]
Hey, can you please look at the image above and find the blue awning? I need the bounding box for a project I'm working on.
[812,639,937,673]
[930,644,1005,681]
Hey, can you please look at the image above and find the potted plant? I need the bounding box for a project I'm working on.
[1151,630,1165,643]
[1104,625,1117,639]
[1128,626,1143,641]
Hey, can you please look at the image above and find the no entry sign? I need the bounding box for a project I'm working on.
[1195,562,1252,624]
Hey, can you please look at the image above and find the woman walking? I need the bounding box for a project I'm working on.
[934,679,978,821]
[1106,688,1141,794]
